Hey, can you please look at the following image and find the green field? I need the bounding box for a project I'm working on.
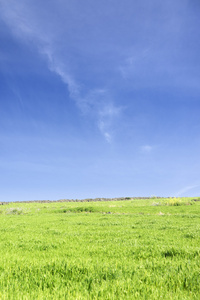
[0,198,200,299]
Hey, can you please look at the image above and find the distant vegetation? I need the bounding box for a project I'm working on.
[0,197,199,299]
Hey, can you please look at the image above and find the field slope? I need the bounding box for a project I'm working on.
[0,197,200,299]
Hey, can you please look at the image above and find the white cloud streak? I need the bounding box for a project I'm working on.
[176,184,200,197]
[0,0,121,142]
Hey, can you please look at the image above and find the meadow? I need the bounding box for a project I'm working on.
[0,197,199,299]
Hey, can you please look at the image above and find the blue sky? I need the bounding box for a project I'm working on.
[1,0,200,201]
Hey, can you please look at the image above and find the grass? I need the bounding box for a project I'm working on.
[0,197,199,299]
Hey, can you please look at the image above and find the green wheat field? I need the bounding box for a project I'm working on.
[0,197,200,299]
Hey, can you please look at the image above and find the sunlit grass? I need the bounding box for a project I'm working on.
[0,198,200,299]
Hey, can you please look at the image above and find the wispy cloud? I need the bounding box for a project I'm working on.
[42,45,122,141]
[0,0,121,142]
[10,86,24,108]
[118,1,200,91]
[78,89,122,142]
[176,184,200,197]
[140,145,153,153]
